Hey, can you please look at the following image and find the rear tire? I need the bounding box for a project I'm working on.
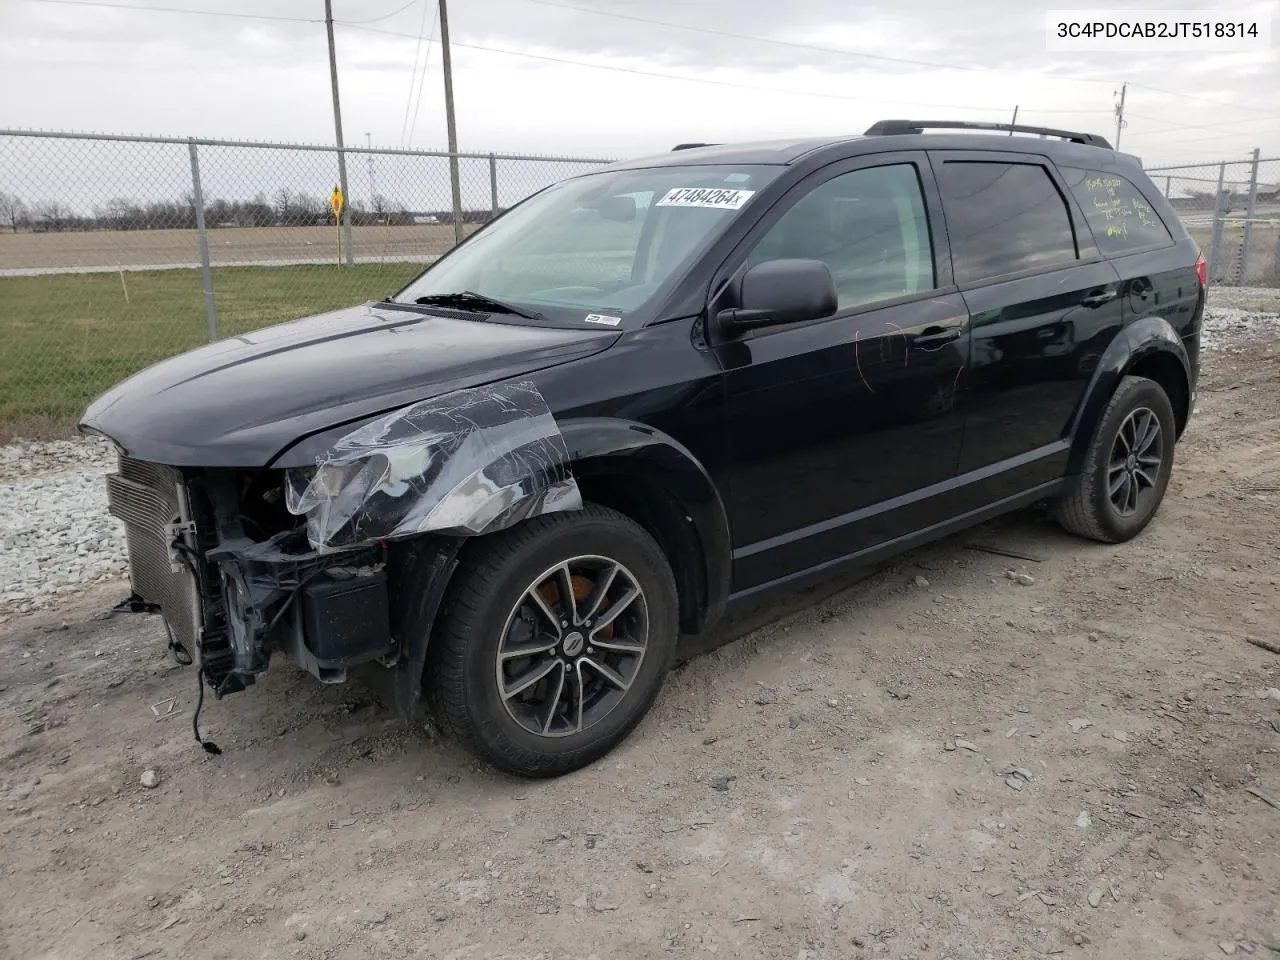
[1056,374,1177,543]
[421,504,679,778]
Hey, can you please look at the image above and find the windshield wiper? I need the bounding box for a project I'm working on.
[413,290,545,321]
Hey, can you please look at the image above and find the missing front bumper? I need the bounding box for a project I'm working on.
[106,456,397,696]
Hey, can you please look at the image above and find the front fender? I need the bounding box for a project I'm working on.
[558,417,732,633]
[1066,316,1192,476]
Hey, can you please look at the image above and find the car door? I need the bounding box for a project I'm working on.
[1056,162,1203,361]
[928,150,1126,508]
[708,153,970,594]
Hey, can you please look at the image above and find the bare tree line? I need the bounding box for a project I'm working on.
[0,189,495,233]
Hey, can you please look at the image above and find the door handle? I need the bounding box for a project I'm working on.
[1080,289,1118,308]
[912,326,962,348]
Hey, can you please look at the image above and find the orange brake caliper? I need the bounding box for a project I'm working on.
[539,574,615,638]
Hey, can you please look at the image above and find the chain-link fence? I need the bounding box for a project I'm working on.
[0,129,612,437]
[1145,154,1280,287]
[1,129,1277,438]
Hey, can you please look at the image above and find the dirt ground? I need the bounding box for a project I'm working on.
[0,225,480,272]
[3,329,1280,960]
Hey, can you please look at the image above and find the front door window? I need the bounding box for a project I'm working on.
[746,163,936,310]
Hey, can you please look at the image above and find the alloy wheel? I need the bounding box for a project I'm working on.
[495,555,649,738]
[1108,406,1164,517]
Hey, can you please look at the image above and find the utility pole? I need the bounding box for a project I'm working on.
[324,0,353,265]
[438,0,465,246]
[1009,105,1018,134]
[1114,82,1127,149]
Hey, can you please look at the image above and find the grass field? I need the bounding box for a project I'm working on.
[0,224,479,272]
[0,261,422,438]
[3,223,1276,440]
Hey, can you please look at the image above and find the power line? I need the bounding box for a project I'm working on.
[1128,127,1277,150]
[343,0,421,26]
[1143,143,1273,163]
[339,22,1113,117]
[1127,81,1280,115]
[521,2,1280,123]
[23,0,319,22]
[1125,112,1280,136]
[25,0,1275,127]
[37,0,1262,150]
[518,0,1116,87]
[398,0,431,147]
[406,2,441,147]
[521,0,1278,121]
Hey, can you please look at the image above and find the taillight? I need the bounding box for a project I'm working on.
[1195,251,1207,288]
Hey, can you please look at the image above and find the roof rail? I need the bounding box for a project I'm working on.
[864,120,1112,149]
[672,142,717,151]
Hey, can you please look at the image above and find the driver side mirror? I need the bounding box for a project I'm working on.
[717,258,838,332]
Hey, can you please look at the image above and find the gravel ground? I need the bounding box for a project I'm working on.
[0,437,126,619]
[1,323,1278,960]
[1,287,1279,960]
[1198,286,1280,351]
[1,286,1278,620]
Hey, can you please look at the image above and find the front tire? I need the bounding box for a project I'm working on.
[1056,374,1177,543]
[423,505,679,777]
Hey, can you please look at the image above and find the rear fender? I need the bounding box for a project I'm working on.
[1066,316,1191,476]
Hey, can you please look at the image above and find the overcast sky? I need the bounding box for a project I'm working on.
[2,0,1277,169]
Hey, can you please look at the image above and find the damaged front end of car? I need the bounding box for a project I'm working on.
[99,380,582,713]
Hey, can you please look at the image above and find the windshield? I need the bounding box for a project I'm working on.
[392,163,782,325]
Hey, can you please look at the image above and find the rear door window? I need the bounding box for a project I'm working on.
[1058,166,1174,254]
[936,161,1079,283]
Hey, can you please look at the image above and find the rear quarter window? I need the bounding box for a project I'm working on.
[1059,166,1174,255]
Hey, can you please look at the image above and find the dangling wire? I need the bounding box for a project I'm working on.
[166,619,220,754]
[193,667,222,755]
[163,620,193,666]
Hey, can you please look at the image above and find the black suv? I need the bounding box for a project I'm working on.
[81,120,1204,777]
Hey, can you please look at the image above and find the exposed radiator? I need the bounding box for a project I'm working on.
[106,457,203,656]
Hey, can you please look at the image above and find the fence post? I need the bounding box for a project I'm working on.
[1207,162,1227,286]
[489,154,499,219]
[448,151,464,246]
[187,140,219,342]
[1164,175,1171,198]
[1238,147,1261,285]
[338,144,354,268]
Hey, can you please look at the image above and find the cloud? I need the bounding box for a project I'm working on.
[0,0,1276,168]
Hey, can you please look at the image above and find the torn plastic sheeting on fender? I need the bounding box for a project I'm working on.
[284,380,582,552]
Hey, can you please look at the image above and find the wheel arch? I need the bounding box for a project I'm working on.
[1066,317,1192,476]
[381,418,731,717]
[558,417,732,636]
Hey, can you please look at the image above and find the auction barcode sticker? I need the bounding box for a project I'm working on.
[1046,9,1272,50]
[656,187,755,210]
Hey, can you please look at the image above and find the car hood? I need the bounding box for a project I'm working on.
[79,302,620,468]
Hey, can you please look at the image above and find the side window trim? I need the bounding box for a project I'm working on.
[707,150,952,334]
[926,149,1095,290]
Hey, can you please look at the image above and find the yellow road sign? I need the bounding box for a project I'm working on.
[331,186,344,267]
